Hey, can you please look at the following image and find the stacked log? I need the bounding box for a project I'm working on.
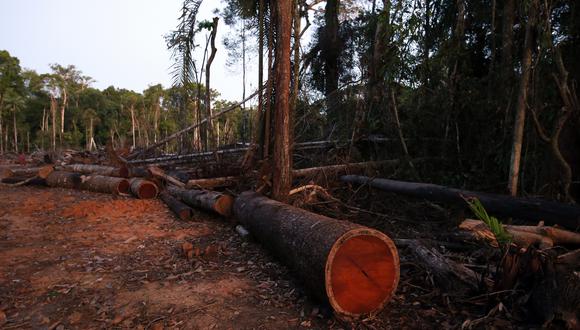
[1,165,54,180]
[159,192,193,221]
[60,164,129,178]
[233,192,400,317]
[168,186,233,217]
[129,178,159,199]
[79,175,130,195]
[46,171,129,195]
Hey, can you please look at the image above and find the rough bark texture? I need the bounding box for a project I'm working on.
[129,178,159,199]
[186,176,239,189]
[341,175,580,230]
[169,186,233,217]
[233,192,400,317]
[1,165,53,179]
[271,0,294,202]
[78,175,130,195]
[46,171,83,190]
[160,192,193,221]
[60,164,129,178]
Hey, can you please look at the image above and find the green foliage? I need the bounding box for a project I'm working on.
[464,197,512,245]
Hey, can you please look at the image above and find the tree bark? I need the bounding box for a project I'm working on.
[323,0,340,118]
[60,164,129,178]
[233,191,400,317]
[129,178,159,199]
[271,0,294,202]
[507,0,538,196]
[205,17,219,150]
[160,191,193,221]
[341,175,580,229]
[46,171,129,195]
[168,186,233,217]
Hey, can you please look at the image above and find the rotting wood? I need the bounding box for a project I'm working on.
[402,239,479,293]
[159,192,193,221]
[129,178,159,199]
[341,175,580,230]
[233,191,400,317]
[168,186,233,217]
[59,164,129,178]
[460,219,580,249]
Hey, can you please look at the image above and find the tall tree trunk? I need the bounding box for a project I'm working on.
[205,17,219,150]
[290,0,301,114]
[60,87,67,134]
[323,0,340,119]
[130,104,136,149]
[271,0,293,202]
[12,108,18,153]
[258,0,264,147]
[508,0,538,196]
[263,2,275,159]
[50,96,57,151]
[501,0,515,86]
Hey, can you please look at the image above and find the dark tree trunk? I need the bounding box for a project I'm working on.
[341,175,580,230]
[233,192,400,317]
[322,0,340,118]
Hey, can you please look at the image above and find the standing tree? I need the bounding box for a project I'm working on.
[271,0,293,202]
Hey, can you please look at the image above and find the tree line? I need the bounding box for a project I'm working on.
[0,50,254,155]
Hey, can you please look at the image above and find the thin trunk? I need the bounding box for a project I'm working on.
[206,17,219,150]
[508,0,538,196]
[50,96,57,151]
[60,87,67,134]
[263,3,274,159]
[501,0,515,84]
[488,0,497,98]
[271,0,293,202]
[130,104,136,149]
[258,0,264,148]
[13,108,18,153]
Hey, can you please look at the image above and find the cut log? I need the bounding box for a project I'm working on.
[169,186,233,217]
[128,166,149,178]
[60,164,129,178]
[341,175,580,230]
[79,175,130,195]
[129,178,159,199]
[159,192,193,221]
[186,176,239,189]
[233,192,400,317]
[148,166,185,188]
[46,171,83,189]
[293,160,402,178]
[1,165,54,179]
[460,219,580,249]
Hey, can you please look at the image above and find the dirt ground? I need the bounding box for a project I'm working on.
[0,185,446,330]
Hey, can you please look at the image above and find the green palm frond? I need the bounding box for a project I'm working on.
[464,197,512,245]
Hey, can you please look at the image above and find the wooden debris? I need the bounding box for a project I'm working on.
[341,175,580,229]
[59,164,129,178]
[45,171,129,195]
[159,192,193,221]
[186,176,238,189]
[129,178,159,199]
[233,191,400,317]
[460,219,580,249]
[147,166,185,188]
[168,186,233,217]
[1,165,54,179]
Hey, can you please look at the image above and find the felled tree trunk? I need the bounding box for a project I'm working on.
[46,171,129,195]
[79,175,130,195]
[233,192,400,317]
[1,165,54,179]
[341,175,580,229]
[160,192,192,221]
[129,178,158,199]
[168,186,233,217]
[60,164,129,178]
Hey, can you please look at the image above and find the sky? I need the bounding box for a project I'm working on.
[0,0,254,101]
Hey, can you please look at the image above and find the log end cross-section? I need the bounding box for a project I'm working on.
[129,178,159,199]
[326,228,400,316]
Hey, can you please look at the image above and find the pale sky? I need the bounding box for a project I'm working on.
[0,0,254,101]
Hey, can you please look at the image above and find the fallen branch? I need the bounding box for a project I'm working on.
[148,166,185,188]
[341,175,580,229]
